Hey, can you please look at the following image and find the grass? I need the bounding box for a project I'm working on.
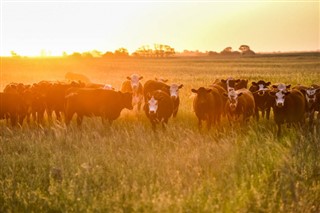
[1,54,320,212]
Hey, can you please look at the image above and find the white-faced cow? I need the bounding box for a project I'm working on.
[269,89,305,137]
[249,80,273,121]
[144,90,173,131]
[191,87,223,130]
[293,85,320,127]
[144,80,183,117]
[121,74,144,111]
[223,88,255,125]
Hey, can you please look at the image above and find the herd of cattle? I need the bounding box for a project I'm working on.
[1,73,319,136]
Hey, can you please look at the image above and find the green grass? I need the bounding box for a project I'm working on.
[1,55,320,212]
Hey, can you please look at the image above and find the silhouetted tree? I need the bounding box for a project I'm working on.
[114,48,129,57]
[133,44,175,57]
[102,51,114,58]
[239,45,255,55]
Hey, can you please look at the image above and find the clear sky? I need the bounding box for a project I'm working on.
[1,1,319,56]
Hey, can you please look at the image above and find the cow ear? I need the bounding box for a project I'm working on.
[139,76,143,80]
[191,89,198,94]
[268,91,276,97]
[127,76,131,80]
[266,82,271,86]
[178,84,183,89]
[252,82,257,86]
[316,88,320,93]
[284,91,291,95]
[272,85,278,89]
[300,89,307,94]
[221,80,227,84]
[286,84,291,89]
[238,92,243,97]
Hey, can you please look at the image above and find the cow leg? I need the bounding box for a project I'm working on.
[266,108,271,120]
[277,123,282,137]
[255,108,259,121]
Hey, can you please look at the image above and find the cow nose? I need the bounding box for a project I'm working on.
[277,103,284,107]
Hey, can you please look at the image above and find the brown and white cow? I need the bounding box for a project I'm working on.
[223,88,255,124]
[191,87,223,130]
[269,89,305,137]
[121,74,144,111]
[144,80,183,117]
[249,80,273,121]
[65,89,133,126]
[144,90,173,131]
[293,85,320,127]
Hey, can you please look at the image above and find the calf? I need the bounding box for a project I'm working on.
[269,89,305,137]
[249,80,273,121]
[121,74,144,111]
[65,89,133,126]
[144,90,173,131]
[223,88,255,124]
[191,87,223,130]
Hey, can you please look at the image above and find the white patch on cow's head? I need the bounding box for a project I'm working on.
[228,90,239,110]
[148,96,158,114]
[128,74,142,91]
[169,84,180,98]
[257,84,268,95]
[275,91,286,107]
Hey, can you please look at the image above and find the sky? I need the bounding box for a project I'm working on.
[1,1,319,56]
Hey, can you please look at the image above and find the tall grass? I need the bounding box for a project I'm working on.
[1,55,320,212]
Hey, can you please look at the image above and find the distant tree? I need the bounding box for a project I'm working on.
[114,48,129,57]
[133,44,175,57]
[91,50,103,57]
[102,51,114,58]
[82,52,93,58]
[220,47,233,55]
[10,51,20,58]
[239,45,255,55]
[69,52,82,59]
[208,51,218,56]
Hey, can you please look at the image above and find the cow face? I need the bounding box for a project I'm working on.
[169,84,183,99]
[127,74,143,91]
[224,90,243,111]
[270,90,290,108]
[191,87,212,106]
[147,96,158,115]
[252,81,271,96]
[303,88,320,104]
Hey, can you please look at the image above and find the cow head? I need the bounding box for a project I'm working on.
[269,90,290,108]
[169,84,183,100]
[251,80,271,96]
[127,74,143,92]
[223,90,243,111]
[302,88,320,104]
[272,83,291,92]
[147,96,158,116]
[192,87,212,105]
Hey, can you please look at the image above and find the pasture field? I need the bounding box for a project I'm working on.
[1,54,320,212]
